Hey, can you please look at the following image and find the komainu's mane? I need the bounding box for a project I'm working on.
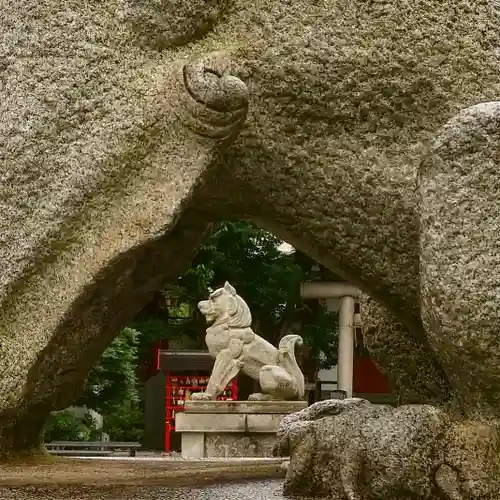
[227,294,252,328]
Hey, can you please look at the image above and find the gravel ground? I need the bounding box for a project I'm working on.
[0,479,286,500]
[0,458,286,499]
[0,457,284,486]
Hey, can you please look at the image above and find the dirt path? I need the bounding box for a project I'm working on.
[0,456,284,488]
[2,479,286,500]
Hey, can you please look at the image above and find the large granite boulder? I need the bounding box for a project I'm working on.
[420,102,500,421]
[275,399,499,499]
[0,0,250,452]
[2,0,500,452]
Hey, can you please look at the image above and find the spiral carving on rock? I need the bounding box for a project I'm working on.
[180,53,249,140]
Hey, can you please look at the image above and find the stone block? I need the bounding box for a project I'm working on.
[246,414,284,433]
[205,434,277,458]
[177,400,305,458]
[275,399,499,499]
[184,400,307,414]
[180,432,204,459]
[176,412,246,433]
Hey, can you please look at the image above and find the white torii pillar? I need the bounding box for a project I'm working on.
[300,282,360,398]
[337,295,356,397]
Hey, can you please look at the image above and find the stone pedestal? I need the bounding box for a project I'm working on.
[176,400,308,458]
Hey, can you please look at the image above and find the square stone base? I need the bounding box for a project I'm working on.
[176,400,307,459]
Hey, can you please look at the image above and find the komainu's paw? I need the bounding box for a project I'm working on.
[190,392,214,401]
[248,392,273,401]
[281,460,291,472]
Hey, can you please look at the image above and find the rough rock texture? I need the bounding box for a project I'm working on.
[274,399,499,499]
[360,295,455,406]
[0,0,249,451]
[2,0,500,451]
[420,102,500,422]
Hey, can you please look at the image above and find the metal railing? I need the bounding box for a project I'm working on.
[44,441,141,457]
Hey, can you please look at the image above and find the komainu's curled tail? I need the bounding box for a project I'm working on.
[278,334,305,399]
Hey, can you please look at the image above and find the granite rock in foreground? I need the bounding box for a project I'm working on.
[275,399,499,499]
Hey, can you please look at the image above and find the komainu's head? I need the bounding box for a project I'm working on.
[198,281,252,328]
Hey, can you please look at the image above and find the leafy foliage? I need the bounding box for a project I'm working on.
[184,222,301,300]
[68,327,147,442]
[169,221,339,366]
[102,399,144,442]
[176,222,305,343]
[77,327,141,414]
[301,306,339,369]
[44,411,101,442]
[129,221,339,371]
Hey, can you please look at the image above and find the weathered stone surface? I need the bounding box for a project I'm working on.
[420,102,500,422]
[2,0,500,451]
[360,295,455,406]
[0,0,249,452]
[206,0,500,417]
[205,434,276,458]
[177,411,287,433]
[275,399,499,499]
[184,400,307,414]
[127,0,232,49]
[177,401,298,458]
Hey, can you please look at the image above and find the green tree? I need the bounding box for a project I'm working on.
[102,399,144,442]
[177,222,304,344]
[77,327,141,414]
[162,221,339,368]
[301,302,339,369]
[44,411,101,442]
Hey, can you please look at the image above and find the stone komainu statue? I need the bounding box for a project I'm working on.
[191,281,305,401]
